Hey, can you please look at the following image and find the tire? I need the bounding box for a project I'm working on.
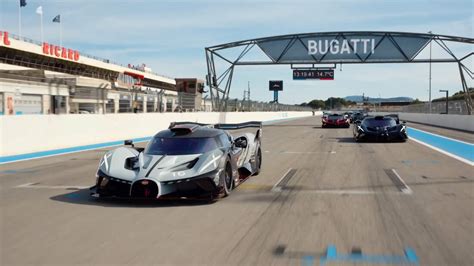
[253,148,262,176]
[219,161,233,197]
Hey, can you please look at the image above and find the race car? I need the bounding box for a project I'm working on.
[91,121,262,201]
[350,112,368,123]
[353,116,408,142]
[322,113,350,128]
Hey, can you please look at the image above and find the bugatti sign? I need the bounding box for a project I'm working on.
[255,33,432,63]
[307,39,375,55]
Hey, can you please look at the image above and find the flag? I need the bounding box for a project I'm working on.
[20,0,27,7]
[52,15,60,23]
[36,6,43,15]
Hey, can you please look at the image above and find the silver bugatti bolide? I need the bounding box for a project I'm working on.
[91,121,262,201]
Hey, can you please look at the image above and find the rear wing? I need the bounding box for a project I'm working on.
[169,121,262,130]
[169,121,263,139]
[214,121,262,130]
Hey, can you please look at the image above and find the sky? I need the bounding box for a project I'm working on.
[0,0,472,104]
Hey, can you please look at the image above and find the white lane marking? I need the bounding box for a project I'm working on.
[272,168,292,192]
[16,183,89,189]
[409,138,474,167]
[295,189,408,195]
[410,126,474,145]
[391,169,413,194]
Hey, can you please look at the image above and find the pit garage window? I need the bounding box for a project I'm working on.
[105,99,115,113]
[119,94,131,113]
[146,96,156,112]
[15,94,43,115]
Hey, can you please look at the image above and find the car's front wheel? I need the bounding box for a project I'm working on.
[253,148,262,176]
[219,162,233,197]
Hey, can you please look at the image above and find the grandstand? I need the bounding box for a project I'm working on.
[0,30,186,115]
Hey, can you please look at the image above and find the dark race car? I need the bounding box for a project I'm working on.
[350,112,368,123]
[353,116,408,142]
[322,113,350,128]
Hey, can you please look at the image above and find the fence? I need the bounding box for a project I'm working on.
[207,98,311,112]
[398,100,470,115]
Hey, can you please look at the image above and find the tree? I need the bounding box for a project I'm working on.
[307,99,325,109]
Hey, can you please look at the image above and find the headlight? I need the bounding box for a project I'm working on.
[401,125,406,132]
[357,126,364,132]
[125,157,140,170]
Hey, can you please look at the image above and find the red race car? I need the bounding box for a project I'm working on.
[322,113,350,128]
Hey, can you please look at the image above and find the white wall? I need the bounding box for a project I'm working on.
[0,112,312,156]
[372,112,474,132]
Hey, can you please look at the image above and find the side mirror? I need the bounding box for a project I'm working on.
[355,120,362,124]
[124,139,134,147]
[402,121,407,124]
[234,137,248,148]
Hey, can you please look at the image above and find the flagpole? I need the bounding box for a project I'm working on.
[40,12,43,43]
[59,19,62,47]
[18,3,22,37]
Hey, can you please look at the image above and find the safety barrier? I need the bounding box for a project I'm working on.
[0,111,314,162]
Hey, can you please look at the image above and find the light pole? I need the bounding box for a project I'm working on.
[428,31,432,113]
[439,90,449,114]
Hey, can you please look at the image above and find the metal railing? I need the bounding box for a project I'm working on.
[204,98,312,112]
[398,100,471,115]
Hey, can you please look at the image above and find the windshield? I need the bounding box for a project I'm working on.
[145,137,218,155]
[363,118,397,127]
[328,115,344,119]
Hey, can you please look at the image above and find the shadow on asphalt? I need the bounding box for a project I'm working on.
[325,136,408,144]
[50,189,216,208]
[272,244,325,260]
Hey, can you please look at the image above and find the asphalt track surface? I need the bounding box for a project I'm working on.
[1,117,473,266]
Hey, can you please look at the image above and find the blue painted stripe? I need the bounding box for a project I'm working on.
[0,115,311,164]
[319,246,419,266]
[408,127,474,162]
[302,256,315,266]
[0,137,152,164]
